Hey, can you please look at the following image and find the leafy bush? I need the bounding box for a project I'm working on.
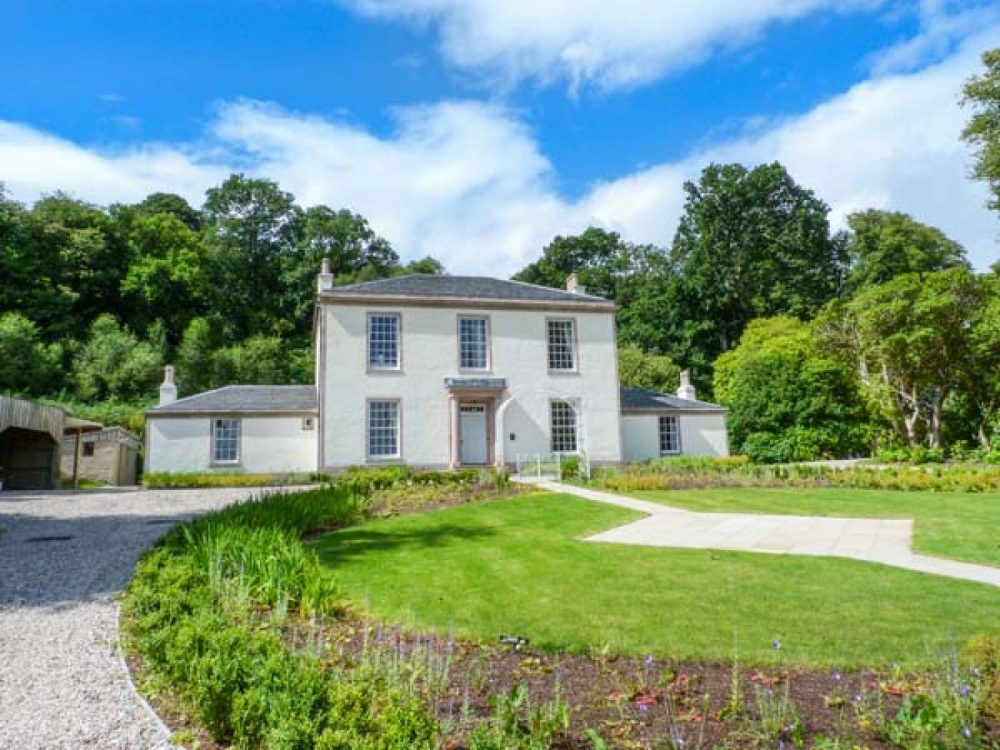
[967,635,1000,720]
[593,457,1000,493]
[142,471,316,488]
[122,484,440,749]
[560,456,581,480]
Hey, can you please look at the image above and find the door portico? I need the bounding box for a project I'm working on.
[445,377,506,468]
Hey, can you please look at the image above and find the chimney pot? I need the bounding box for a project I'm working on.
[676,369,697,401]
[566,272,585,295]
[318,257,334,292]
[159,365,178,406]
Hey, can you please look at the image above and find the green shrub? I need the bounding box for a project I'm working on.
[593,457,1000,493]
[122,484,441,750]
[142,471,316,488]
[560,456,580,480]
[967,635,1000,720]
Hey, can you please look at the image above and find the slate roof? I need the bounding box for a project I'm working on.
[619,387,726,412]
[148,385,318,414]
[323,274,612,305]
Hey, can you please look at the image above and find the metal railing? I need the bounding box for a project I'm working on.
[515,452,561,480]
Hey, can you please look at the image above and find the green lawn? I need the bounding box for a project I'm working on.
[313,493,1000,667]
[631,487,1000,568]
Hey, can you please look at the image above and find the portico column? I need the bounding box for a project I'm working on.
[449,395,460,469]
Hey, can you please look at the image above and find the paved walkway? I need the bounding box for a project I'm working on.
[533,481,1000,588]
[0,486,264,749]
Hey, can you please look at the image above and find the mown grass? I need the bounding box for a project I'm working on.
[314,493,1000,668]
[631,487,1000,568]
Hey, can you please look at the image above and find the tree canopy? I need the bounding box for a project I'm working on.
[962,48,1000,213]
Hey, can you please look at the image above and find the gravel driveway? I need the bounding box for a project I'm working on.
[0,487,266,749]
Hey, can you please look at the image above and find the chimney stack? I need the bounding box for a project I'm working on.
[566,272,585,295]
[676,369,696,401]
[318,257,334,292]
[159,365,178,406]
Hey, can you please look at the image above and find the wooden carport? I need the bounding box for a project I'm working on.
[0,396,67,490]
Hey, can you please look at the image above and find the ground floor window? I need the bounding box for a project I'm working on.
[368,400,400,458]
[212,418,241,463]
[659,415,680,455]
[550,400,578,454]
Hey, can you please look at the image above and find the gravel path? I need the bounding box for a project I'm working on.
[0,487,265,749]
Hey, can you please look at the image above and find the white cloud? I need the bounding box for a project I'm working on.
[340,0,883,92]
[0,29,997,274]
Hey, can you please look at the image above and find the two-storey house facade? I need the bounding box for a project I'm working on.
[315,274,624,471]
[145,269,727,476]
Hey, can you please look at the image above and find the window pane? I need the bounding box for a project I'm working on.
[213,418,240,462]
[368,400,399,457]
[459,317,488,369]
[368,315,400,369]
[547,319,576,370]
[550,400,578,453]
[659,415,679,454]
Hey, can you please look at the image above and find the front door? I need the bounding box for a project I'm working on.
[459,405,488,465]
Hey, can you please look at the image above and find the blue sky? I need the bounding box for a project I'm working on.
[1,1,998,273]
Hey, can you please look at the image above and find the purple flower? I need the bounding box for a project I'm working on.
[832,670,842,682]
[645,654,655,666]
[958,683,971,697]
[639,702,649,713]
[853,694,863,703]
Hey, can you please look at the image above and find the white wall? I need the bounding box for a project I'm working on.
[146,416,318,474]
[622,412,729,461]
[319,302,623,470]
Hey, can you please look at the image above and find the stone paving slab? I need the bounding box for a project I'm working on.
[534,481,1000,588]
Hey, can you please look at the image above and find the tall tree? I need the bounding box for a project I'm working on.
[0,313,63,395]
[512,226,675,356]
[281,206,400,336]
[0,188,76,338]
[32,193,131,336]
[962,47,1000,213]
[121,213,209,341]
[668,162,845,374]
[617,344,680,393]
[73,315,164,401]
[134,192,202,230]
[714,316,868,462]
[513,227,664,301]
[843,209,968,292]
[202,174,303,340]
[819,267,984,448]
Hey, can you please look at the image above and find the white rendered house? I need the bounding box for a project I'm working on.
[145,271,727,474]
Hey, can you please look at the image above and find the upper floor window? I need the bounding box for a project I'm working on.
[550,400,578,453]
[368,313,400,370]
[458,316,489,370]
[547,319,577,371]
[659,415,680,455]
[212,418,240,464]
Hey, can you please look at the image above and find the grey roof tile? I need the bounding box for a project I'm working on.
[149,385,317,414]
[324,274,612,304]
[620,386,725,411]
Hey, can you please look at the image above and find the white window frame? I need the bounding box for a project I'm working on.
[211,418,241,465]
[367,399,401,460]
[658,415,680,455]
[458,315,490,371]
[549,400,578,454]
[367,313,401,371]
[546,318,578,372]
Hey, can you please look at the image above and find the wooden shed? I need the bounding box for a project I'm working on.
[0,396,66,490]
[60,426,140,486]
